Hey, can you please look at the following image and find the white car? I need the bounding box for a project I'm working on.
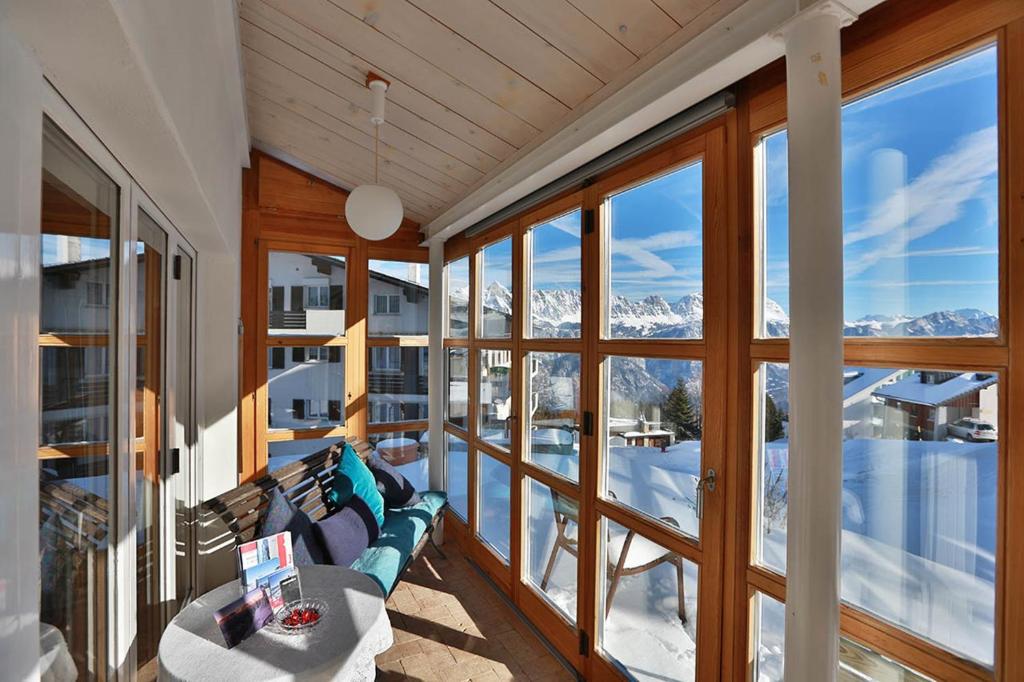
[947,417,998,442]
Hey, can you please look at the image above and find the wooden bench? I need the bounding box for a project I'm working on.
[202,437,446,597]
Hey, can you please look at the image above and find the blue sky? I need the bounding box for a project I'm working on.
[518,164,704,301]
[465,43,998,322]
[765,44,999,321]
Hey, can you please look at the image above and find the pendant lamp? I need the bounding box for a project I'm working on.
[345,74,403,241]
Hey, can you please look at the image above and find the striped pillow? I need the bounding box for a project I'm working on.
[368,454,421,508]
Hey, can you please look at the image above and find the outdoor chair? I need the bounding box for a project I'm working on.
[539,488,688,624]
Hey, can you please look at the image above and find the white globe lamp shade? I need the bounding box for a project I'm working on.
[345,184,403,240]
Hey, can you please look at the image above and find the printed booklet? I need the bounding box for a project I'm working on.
[237,531,295,610]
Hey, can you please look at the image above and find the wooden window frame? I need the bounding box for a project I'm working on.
[444,118,731,679]
[726,2,1024,680]
[239,151,427,480]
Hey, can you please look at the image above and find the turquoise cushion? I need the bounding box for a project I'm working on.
[327,444,385,528]
[351,491,447,595]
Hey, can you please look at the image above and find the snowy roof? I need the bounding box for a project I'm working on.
[872,372,998,407]
[842,367,901,405]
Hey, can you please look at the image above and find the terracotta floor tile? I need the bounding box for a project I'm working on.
[378,546,572,681]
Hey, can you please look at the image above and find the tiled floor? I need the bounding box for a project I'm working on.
[376,545,575,681]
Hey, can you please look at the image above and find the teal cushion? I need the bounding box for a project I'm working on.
[351,491,447,595]
[327,444,385,528]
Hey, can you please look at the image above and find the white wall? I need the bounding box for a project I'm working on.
[2,1,250,595]
[0,22,43,682]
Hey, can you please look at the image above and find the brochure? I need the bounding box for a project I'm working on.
[237,531,295,610]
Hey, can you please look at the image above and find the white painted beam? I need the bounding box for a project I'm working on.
[424,0,885,242]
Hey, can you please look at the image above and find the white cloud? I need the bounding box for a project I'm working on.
[843,125,997,278]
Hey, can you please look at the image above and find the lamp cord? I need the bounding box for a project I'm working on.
[374,123,380,184]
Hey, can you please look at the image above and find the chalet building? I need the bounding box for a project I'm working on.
[872,371,999,441]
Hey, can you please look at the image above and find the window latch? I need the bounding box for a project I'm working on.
[695,468,716,519]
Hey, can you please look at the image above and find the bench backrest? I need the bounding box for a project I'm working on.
[203,437,373,546]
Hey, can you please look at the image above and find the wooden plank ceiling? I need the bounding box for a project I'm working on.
[240,0,731,225]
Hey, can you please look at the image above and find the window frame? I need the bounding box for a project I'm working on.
[736,5,1024,679]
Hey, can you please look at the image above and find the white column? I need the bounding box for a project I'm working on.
[427,238,446,538]
[777,3,856,681]
[0,22,43,682]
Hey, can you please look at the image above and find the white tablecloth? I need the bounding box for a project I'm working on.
[158,565,392,682]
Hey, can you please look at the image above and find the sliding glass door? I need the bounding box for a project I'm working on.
[443,122,729,679]
[38,106,198,680]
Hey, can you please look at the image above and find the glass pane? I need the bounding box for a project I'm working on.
[478,453,511,561]
[599,517,698,680]
[446,433,470,521]
[759,45,999,338]
[525,478,578,624]
[755,364,997,665]
[480,237,513,338]
[479,349,513,452]
[268,437,343,473]
[526,352,580,482]
[446,348,469,429]
[135,211,166,667]
[368,346,428,424]
[368,430,429,492]
[368,259,428,336]
[527,209,581,338]
[446,257,469,338]
[268,251,346,336]
[605,161,703,339]
[754,592,931,682]
[267,346,345,431]
[603,356,703,537]
[756,362,790,574]
[39,117,118,679]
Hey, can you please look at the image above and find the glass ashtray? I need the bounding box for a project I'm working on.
[273,598,328,633]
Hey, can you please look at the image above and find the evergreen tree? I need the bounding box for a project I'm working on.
[664,379,701,440]
[765,394,785,442]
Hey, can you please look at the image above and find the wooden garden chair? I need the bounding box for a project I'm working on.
[539,488,688,624]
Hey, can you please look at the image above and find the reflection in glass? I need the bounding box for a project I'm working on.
[606,161,703,339]
[756,364,998,665]
[758,45,999,338]
[135,211,165,666]
[368,346,427,423]
[527,209,581,338]
[38,117,118,679]
[446,257,469,338]
[368,259,428,336]
[367,430,429,491]
[478,453,511,560]
[754,592,930,681]
[479,350,513,451]
[268,437,343,473]
[526,352,580,482]
[480,238,513,338]
[268,251,346,336]
[267,346,345,431]
[525,478,578,624]
[446,433,470,521]
[599,517,697,680]
[603,356,703,537]
[446,348,468,429]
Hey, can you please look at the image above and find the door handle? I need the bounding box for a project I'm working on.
[695,468,717,519]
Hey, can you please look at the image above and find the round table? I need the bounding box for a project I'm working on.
[158,565,393,682]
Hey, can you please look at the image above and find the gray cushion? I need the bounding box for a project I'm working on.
[314,495,379,568]
[259,488,324,566]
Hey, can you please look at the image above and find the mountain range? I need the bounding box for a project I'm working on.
[473,282,998,416]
